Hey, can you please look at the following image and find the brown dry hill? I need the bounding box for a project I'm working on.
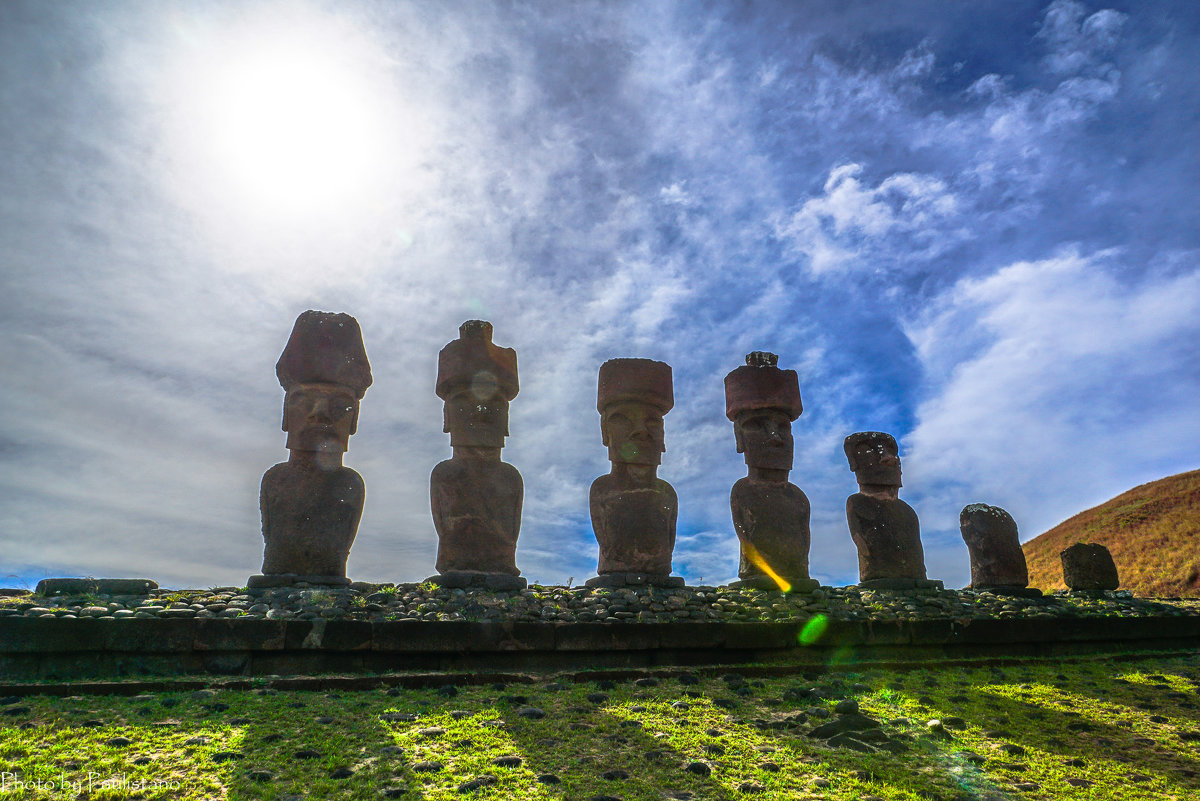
[1023,468,1200,597]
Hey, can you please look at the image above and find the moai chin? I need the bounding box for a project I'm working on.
[844,431,942,590]
[724,352,819,593]
[959,504,1041,597]
[1060,542,1120,595]
[250,311,372,589]
[427,320,526,591]
[586,358,684,588]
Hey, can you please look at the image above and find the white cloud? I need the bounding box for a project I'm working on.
[902,249,1200,585]
[777,163,963,275]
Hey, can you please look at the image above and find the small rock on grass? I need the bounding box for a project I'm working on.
[1066,778,1093,788]
[737,781,765,793]
[247,769,275,782]
[412,761,444,772]
[491,755,522,768]
[517,706,546,719]
[602,769,629,780]
[457,775,498,792]
[685,761,712,777]
[293,749,321,759]
[329,767,354,779]
[105,736,133,747]
[536,774,561,785]
[379,745,405,756]
[381,788,406,798]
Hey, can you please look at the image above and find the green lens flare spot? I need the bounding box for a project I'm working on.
[798,613,830,646]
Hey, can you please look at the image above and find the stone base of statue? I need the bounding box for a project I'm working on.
[857,577,944,591]
[730,576,821,592]
[247,573,352,589]
[970,583,1043,598]
[36,578,159,596]
[586,572,685,589]
[425,571,527,591]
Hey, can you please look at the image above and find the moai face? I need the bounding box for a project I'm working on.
[734,408,794,471]
[602,401,666,466]
[846,433,902,488]
[283,382,359,453]
[443,388,510,448]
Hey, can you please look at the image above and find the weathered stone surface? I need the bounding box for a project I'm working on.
[960,504,1038,595]
[1061,543,1120,590]
[844,432,931,585]
[589,358,681,585]
[35,578,157,596]
[257,311,371,585]
[725,353,816,592]
[430,321,525,588]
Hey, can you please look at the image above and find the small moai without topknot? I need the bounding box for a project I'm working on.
[1060,542,1120,595]
[251,311,372,588]
[587,358,684,588]
[959,503,1041,597]
[427,320,526,591]
[843,431,942,590]
[724,352,819,592]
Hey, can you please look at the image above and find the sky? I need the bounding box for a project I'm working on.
[1,0,1197,590]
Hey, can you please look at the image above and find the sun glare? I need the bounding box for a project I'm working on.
[165,11,411,235]
[202,38,387,219]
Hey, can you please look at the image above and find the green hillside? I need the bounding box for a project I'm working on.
[1024,469,1200,596]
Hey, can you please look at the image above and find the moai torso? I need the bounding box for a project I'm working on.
[960,503,1030,590]
[591,470,677,576]
[731,477,811,582]
[260,461,364,577]
[846,492,926,582]
[431,456,522,575]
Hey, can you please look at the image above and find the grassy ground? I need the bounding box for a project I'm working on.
[3,654,1200,800]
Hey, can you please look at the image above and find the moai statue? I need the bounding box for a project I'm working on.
[427,320,526,591]
[724,352,819,593]
[250,311,372,588]
[1060,542,1119,594]
[586,358,684,588]
[959,504,1041,597]
[844,432,942,590]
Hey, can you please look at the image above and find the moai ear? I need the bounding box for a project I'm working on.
[443,403,452,435]
[733,421,746,454]
[349,401,360,436]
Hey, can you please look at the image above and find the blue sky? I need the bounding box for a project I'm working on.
[1,0,1197,589]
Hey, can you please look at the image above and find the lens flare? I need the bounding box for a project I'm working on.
[798,613,830,646]
[742,542,791,593]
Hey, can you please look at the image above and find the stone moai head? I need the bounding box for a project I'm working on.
[960,504,1018,548]
[276,311,372,456]
[598,358,673,466]
[844,431,902,488]
[724,351,802,472]
[436,320,519,449]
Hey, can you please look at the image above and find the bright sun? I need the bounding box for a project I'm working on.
[168,15,397,226]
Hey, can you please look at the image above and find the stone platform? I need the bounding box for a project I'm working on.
[2,584,1200,681]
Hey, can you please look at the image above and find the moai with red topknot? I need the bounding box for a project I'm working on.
[427,320,526,590]
[724,352,820,592]
[844,431,942,590]
[250,311,372,588]
[587,358,684,588]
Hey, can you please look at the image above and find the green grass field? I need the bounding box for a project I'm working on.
[4,654,1200,800]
